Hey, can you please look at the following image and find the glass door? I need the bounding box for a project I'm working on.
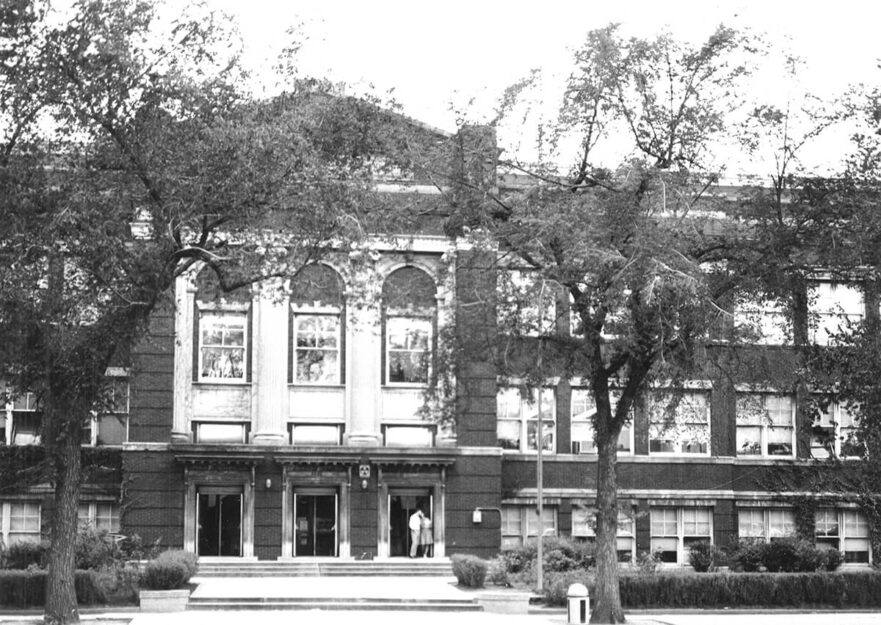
[389,488,432,558]
[197,487,242,557]
[294,489,338,557]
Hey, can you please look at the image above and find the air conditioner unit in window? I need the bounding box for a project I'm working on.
[572,441,594,454]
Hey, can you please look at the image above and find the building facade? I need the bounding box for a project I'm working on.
[0,131,875,568]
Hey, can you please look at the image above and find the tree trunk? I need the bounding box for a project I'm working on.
[44,431,81,625]
[591,435,625,624]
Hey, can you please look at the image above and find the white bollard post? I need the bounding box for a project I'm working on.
[567,583,589,624]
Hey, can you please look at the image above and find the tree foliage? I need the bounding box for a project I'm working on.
[0,1,407,623]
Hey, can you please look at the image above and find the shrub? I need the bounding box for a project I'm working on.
[0,570,107,607]
[620,571,881,608]
[634,551,661,575]
[3,541,48,570]
[75,527,120,570]
[820,548,845,571]
[141,550,197,591]
[487,555,511,586]
[727,538,764,572]
[498,537,596,576]
[760,539,800,572]
[451,554,487,588]
[543,570,592,606]
[92,563,142,604]
[118,533,162,562]
[687,541,719,572]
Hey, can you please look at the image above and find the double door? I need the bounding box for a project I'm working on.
[389,488,433,558]
[295,489,338,557]
[197,487,242,557]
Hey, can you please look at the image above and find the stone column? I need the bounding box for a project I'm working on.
[345,304,382,446]
[172,273,195,443]
[251,279,289,445]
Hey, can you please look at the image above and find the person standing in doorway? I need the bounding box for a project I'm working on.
[420,513,433,558]
[408,508,423,557]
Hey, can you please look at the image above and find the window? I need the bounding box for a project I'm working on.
[498,269,558,336]
[289,424,342,446]
[383,266,436,386]
[812,400,861,459]
[193,422,248,444]
[85,372,130,446]
[570,389,632,454]
[0,501,41,545]
[198,311,247,382]
[571,506,636,562]
[4,391,41,446]
[738,507,795,541]
[650,507,712,564]
[497,387,555,452]
[386,317,431,384]
[842,510,870,563]
[734,297,790,345]
[816,509,871,564]
[809,281,864,345]
[736,393,795,457]
[290,264,344,385]
[293,316,341,384]
[648,390,710,455]
[78,502,120,533]
[501,505,557,549]
[383,425,434,447]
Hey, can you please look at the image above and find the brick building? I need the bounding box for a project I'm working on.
[0,122,874,568]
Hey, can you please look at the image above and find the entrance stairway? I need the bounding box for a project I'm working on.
[195,558,454,578]
[188,561,481,612]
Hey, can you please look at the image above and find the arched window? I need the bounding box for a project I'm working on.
[382,266,436,385]
[290,264,345,385]
[194,267,251,383]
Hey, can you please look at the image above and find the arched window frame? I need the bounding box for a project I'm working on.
[289,263,346,387]
[382,265,437,388]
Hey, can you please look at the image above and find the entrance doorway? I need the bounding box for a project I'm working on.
[294,489,338,557]
[389,488,432,558]
[197,487,242,557]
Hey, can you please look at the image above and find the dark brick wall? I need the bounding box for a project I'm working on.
[350,481,378,557]
[445,454,502,558]
[454,249,498,448]
[129,298,174,443]
[254,462,283,560]
[122,450,185,548]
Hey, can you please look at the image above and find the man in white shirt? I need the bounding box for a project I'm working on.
[408,508,423,557]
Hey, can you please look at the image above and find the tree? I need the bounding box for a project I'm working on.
[0,2,403,622]
[446,25,763,623]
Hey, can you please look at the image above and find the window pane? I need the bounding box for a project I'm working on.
[196,423,245,443]
[384,426,433,447]
[571,507,595,537]
[96,503,120,532]
[97,415,128,445]
[296,349,339,384]
[12,413,41,445]
[526,420,555,452]
[651,537,679,563]
[497,419,521,450]
[650,508,677,536]
[738,510,764,538]
[815,509,839,537]
[199,313,247,380]
[290,425,341,445]
[501,506,522,537]
[387,317,431,384]
[497,388,522,421]
[683,508,711,537]
[737,426,762,456]
[526,507,556,536]
[768,510,795,538]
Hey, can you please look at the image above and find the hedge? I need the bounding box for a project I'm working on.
[0,570,106,608]
[541,571,881,608]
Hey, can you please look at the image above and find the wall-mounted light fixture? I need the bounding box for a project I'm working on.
[361,478,368,491]
[265,478,272,489]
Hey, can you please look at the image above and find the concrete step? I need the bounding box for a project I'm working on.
[187,597,481,612]
[195,559,453,578]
